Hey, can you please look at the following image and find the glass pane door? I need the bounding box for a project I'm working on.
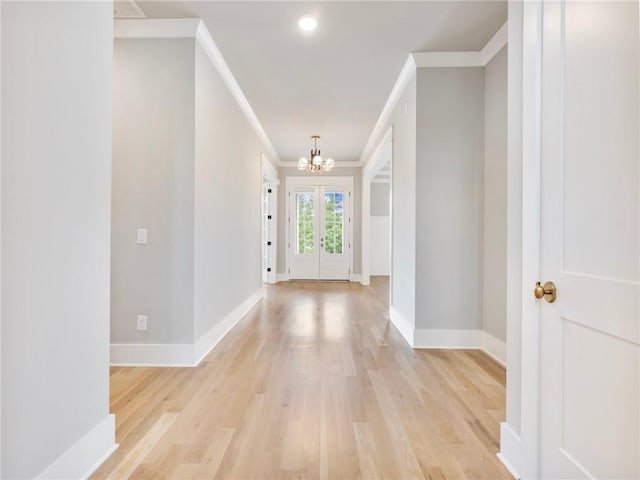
[323,191,344,254]
[296,192,315,254]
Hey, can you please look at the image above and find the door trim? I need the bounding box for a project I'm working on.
[262,154,278,284]
[285,176,354,281]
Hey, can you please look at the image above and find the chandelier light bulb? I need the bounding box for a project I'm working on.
[300,136,334,174]
[298,16,317,32]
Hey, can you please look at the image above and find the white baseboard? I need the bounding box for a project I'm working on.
[413,328,481,348]
[36,414,117,480]
[389,306,414,346]
[110,342,195,367]
[349,274,362,282]
[110,289,263,367]
[480,331,507,366]
[276,273,290,283]
[498,422,523,479]
[193,288,262,365]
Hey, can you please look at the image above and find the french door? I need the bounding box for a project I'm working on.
[536,1,639,478]
[289,185,350,280]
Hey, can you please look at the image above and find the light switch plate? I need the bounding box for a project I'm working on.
[137,228,148,245]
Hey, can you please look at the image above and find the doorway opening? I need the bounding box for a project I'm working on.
[361,127,393,308]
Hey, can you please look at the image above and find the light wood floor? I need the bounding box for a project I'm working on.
[92,277,511,479]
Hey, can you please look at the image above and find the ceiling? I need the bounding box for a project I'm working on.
[137,1,507,164]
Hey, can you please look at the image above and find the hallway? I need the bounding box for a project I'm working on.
[92,278,511,479]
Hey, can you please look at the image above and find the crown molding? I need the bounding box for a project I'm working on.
[481,21,508,65]
[114,18,200,38]
[195,21,281,165]
[114,19,281,166]
[412,51,484,68]
[359,54,416,166]
[359,21,507,170]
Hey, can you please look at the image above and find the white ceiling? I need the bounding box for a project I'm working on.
[138,1,507,164]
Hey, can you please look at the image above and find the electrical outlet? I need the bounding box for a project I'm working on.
[137,315,148,331]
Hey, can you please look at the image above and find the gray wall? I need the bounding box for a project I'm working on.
[277,167,362,275]
[483,46,508,341]
[370,183,391,216]
[1,2,113,477]
[415,67,484,331]
[193,43,262,339]
[112,38,196,344]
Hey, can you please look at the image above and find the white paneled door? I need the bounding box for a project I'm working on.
[289,185,350,280]
[538,2,639,478]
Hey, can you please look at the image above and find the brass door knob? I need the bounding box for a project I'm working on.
[534,281,556,303]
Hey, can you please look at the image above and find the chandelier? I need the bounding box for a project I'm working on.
[297,135,335,173]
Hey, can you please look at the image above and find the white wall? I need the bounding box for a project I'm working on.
[483,46,508,342]
[112,38,196,345]
[193,42,263,340]
[1,2,115,477]
[370,183,390,216]
[389,77,418,334]
[370,183,390,276]
[277,167,362,275]
[415,67,485,332]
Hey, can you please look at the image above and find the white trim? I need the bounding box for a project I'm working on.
[110,343,195,367]
[359,21,507,173]
[114,18,200,38]
[114,19,281,165]
[412,51,484,68]
[276,273,290,283]
[359,55,416,166]
[195,21,280,164]
[389,306,414,347]
[111,289,262,367]
[36,415,117,480]
[349,274,361,283]
[482,21,508,65]
[413,329,481,349]
[371,177,391,184]
[498,423,523,480]
[480,331,507,366]
[261,153,278,183]
[194,288,262,364]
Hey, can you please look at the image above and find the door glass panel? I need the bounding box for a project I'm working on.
[296,192,314,254]
[324,191,344,254]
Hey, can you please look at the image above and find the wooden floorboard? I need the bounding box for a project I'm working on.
[92,277,512,479]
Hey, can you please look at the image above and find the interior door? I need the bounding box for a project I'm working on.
[289,185,350,280]
[539,2,639,479]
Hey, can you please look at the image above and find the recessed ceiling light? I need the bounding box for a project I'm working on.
[298,16,317,33]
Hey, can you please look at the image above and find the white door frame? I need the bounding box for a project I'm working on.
[361,127,393,287]
[285,176,354,280]
[261,154,278,284]
[498,2,544,478]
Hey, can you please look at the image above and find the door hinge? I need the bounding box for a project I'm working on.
[267,241,272,246]
[267,267,271,272]
[267,215,272,220]
[268,188,272,193]
[288,268,290,274]
[288,242,291,248]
